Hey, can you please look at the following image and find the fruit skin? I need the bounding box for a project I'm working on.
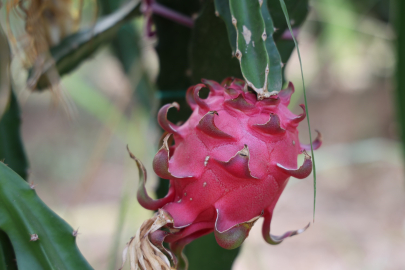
[132,77,321,268]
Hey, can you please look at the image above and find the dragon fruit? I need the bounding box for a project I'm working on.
[124,77,321,270]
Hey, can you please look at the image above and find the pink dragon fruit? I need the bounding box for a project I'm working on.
[125,77,321,270]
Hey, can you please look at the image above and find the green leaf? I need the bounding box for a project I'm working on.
[0,163,93,270]
[29,0,142,90]
[190,0,242,83]
[278,0,316,220]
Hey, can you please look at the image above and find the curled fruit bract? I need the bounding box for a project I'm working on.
[125,78,321,270]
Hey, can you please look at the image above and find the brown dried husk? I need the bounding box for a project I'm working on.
[121,210,176,270]
[5,0,81,67]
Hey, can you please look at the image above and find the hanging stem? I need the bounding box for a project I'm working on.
[151,2,194,28]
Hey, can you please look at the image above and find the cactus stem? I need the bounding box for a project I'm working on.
[150,2,194,28]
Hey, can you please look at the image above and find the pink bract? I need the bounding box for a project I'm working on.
[130,77,322,268]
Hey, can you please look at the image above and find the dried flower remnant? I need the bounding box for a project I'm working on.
[6,0,81,67]
[120,209,177,270]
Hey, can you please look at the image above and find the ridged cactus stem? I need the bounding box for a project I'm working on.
[0,163,92,270]
[228,0,283,99]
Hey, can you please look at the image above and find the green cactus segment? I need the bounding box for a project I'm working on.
[186,233,239,270]
[216,0,309,92]
[229,0,284,98]
[29,0,142,90]
[261,0,283,92]
[0,163,93,270]
[214,0,237,54]
[229,0,270,99]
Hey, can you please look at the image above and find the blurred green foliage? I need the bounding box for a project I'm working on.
[0,91,28,180]
[0,26,29,270]
[0,163,92,270]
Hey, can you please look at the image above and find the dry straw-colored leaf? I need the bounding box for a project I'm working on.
[120,209,176,270]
